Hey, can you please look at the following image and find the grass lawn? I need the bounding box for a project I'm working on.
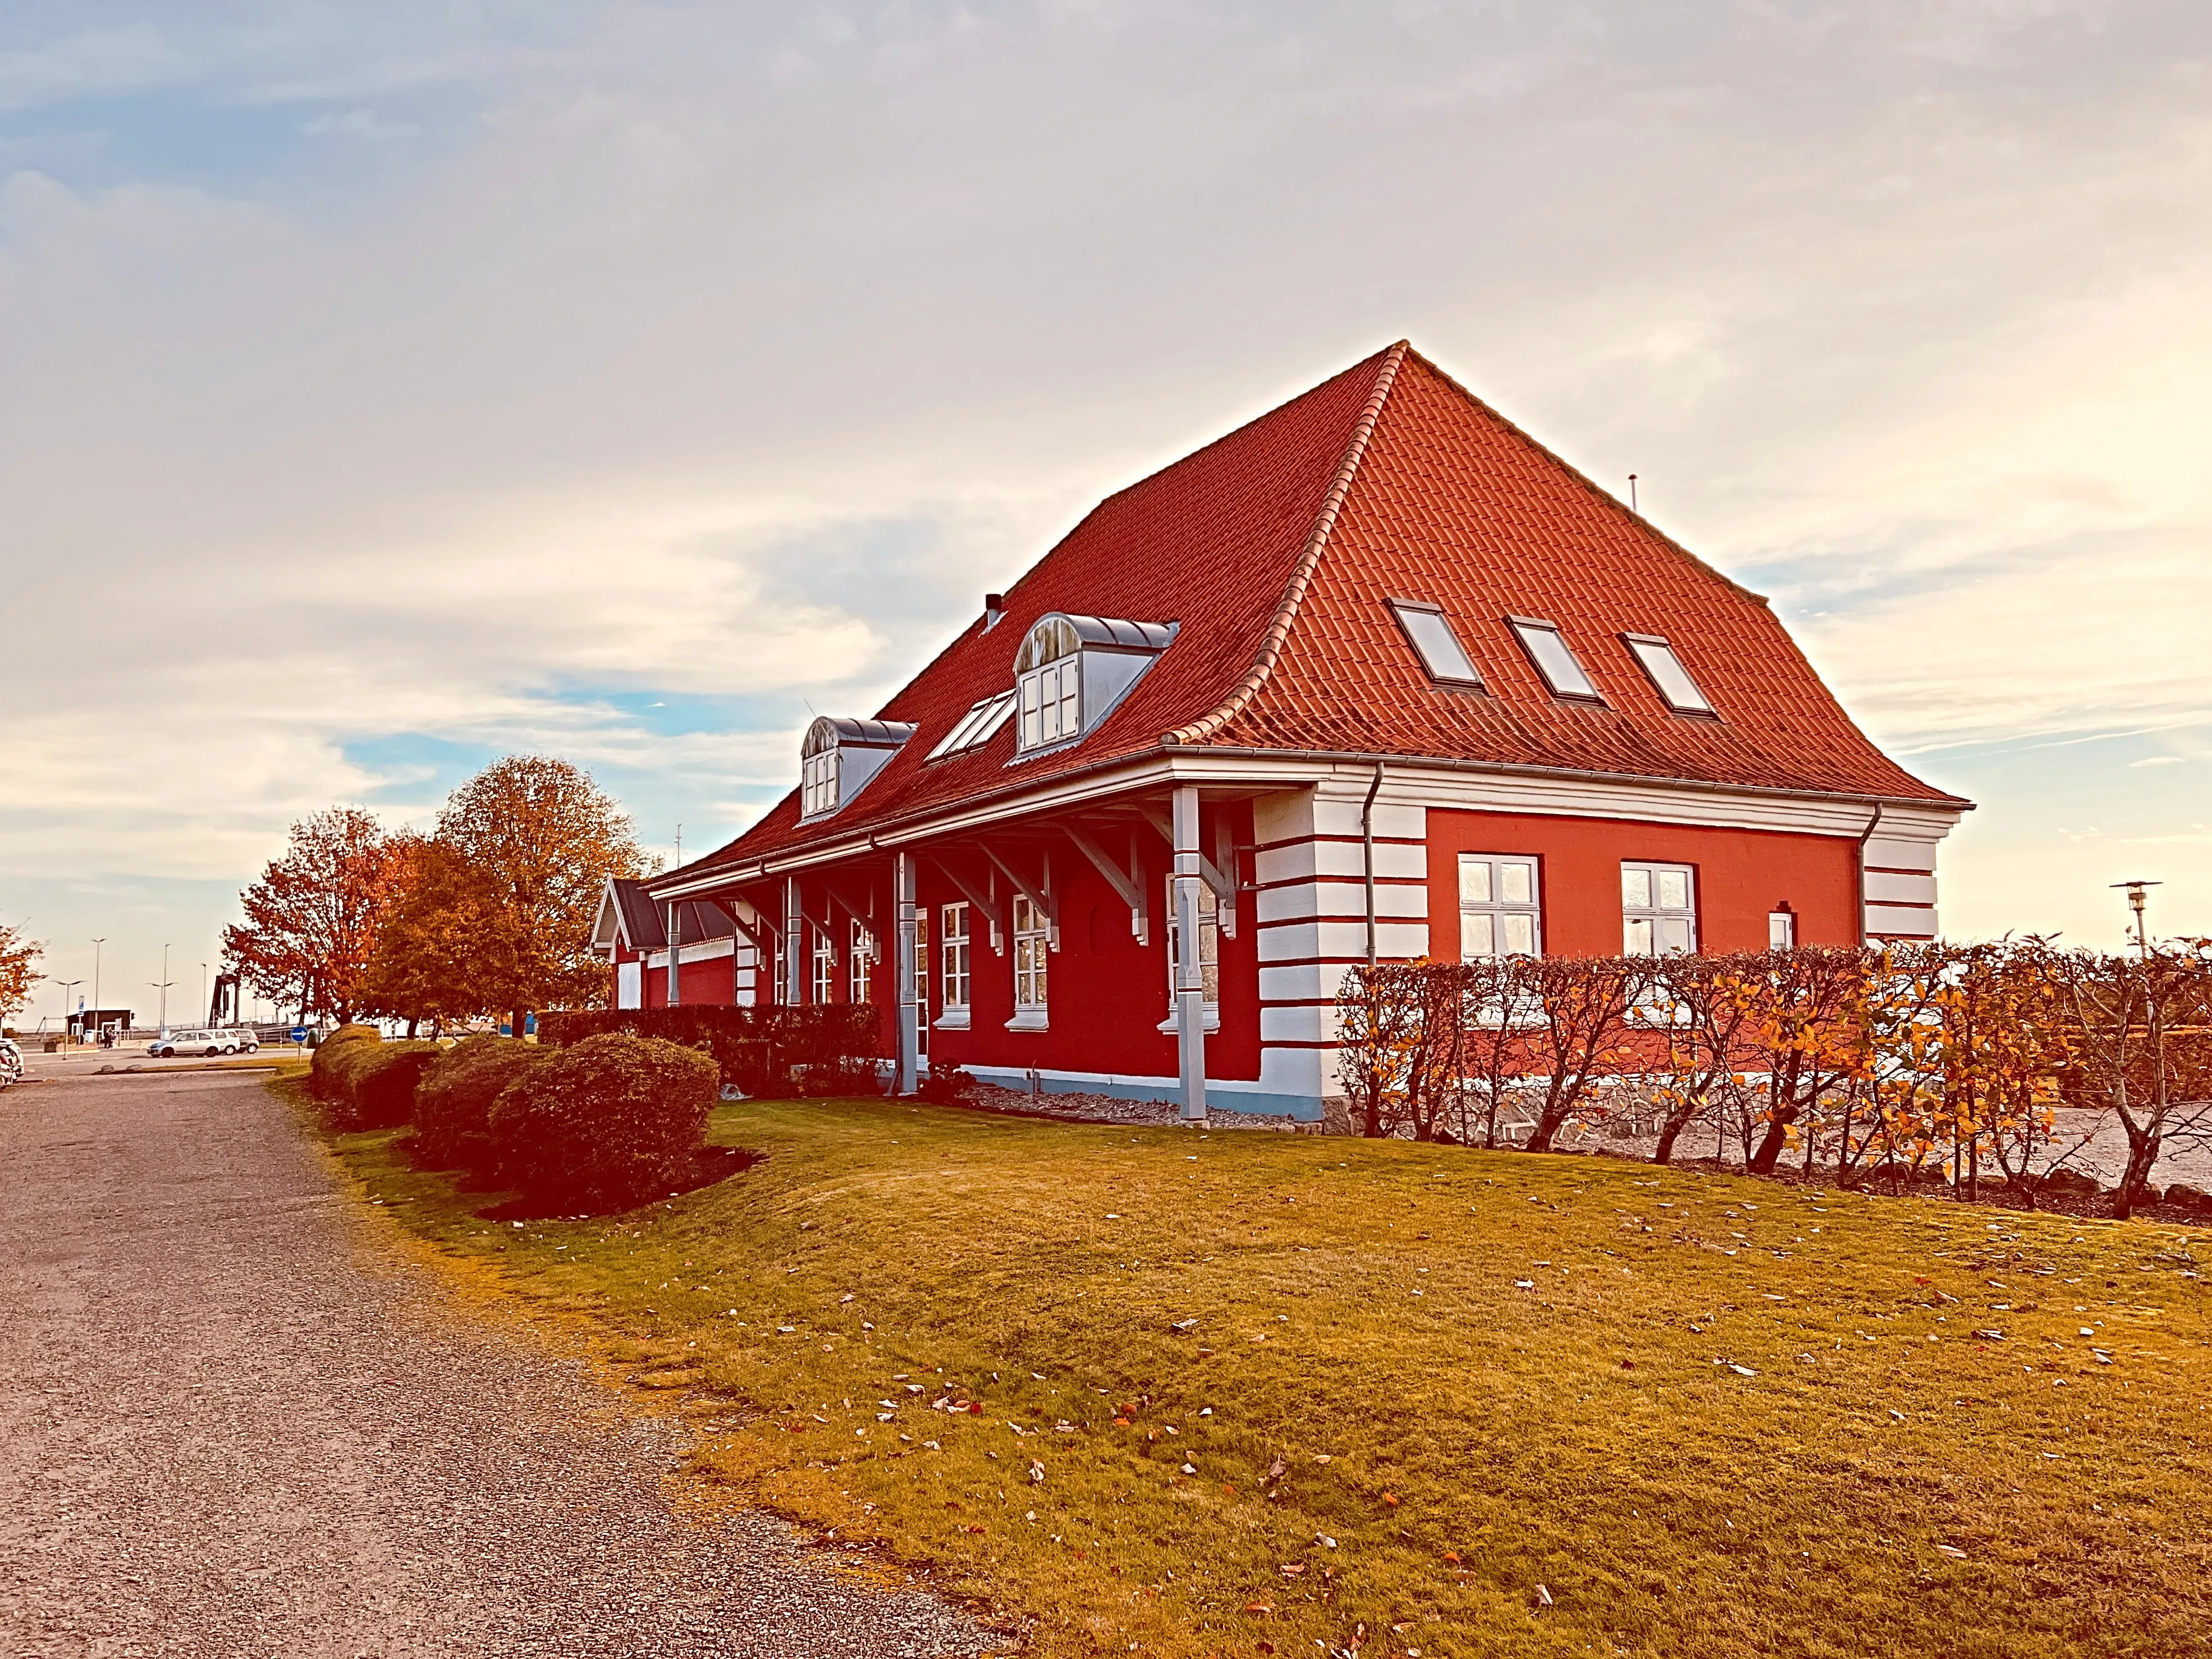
[306,1084,2212,1658]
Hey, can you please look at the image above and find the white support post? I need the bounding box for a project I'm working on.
[1172,784,1207,1125]
[784,877,805,1006]
[895,852,919,1096]
[665,900,680,1006]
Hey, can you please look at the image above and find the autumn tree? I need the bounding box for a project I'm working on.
[354,835,505,1035]
[430,756,648,1036]
[0,921,43,1025]
[1522,954,1648,1153]
[223,808,406,1024]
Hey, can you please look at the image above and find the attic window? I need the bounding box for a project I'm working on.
[1011,612,1178,755]
[1388,601,1483,688]
[1623,633,1714,715]
[927,690,1017,760]
[1507,617,1601,702]
[798,716,917,820]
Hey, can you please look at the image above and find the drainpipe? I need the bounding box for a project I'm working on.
[1854,805,1884,947]
[1362,763,1386,968]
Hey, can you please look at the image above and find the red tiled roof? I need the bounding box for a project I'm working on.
[682,343,1961,882]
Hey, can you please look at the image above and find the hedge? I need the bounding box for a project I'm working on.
[488,1032,720,1212]
[538,1005,882,1098]
[413,1035,551,1177]
[321,1039,443,1132]
[308,1023,382,1101]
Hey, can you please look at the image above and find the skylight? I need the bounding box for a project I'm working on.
[927,690,1018,760]
[1507,617,1601,700]
[1623,634,1714,715]
[1388,601,1483,688]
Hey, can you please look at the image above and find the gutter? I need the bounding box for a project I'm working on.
[651,743,1969,902]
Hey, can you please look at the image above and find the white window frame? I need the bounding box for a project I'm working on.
[810,930,837,1003]
[1622,861,1697,956]
[1622,633,1715,716]
[1018,656,1080,751]
[1157,877,1221,1033]
[1009,893,1049,1028]
[1389,599,1484,688]
[1769,909,1796,950]
[1507,616,1603,702]
[1458,854,1542,958]
[800,746,839,817]
[849,918,873,1004]
[936,903,971,1028]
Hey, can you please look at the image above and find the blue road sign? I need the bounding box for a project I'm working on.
[289,1026,310,1043]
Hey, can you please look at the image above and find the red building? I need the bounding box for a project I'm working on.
[595,343,1969,1123]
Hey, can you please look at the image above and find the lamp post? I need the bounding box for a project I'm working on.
[91,937,104,1032]
[50,979,84,1048]
[200,963,208,1026]
[2112,880,2161,958]
[154,942,173,1033]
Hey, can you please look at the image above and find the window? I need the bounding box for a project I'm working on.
[928,691,1018,760]
[1769,909,1796,950]
[811,930,836,1003]
[1018,654,1080,749]
[1459,855,1541,957]
[770,935,787,1006]
[1508,617,1601,700]
[940,904,971,1011]
[1013,894,1049,1014]
[1164,878,1221,1010]
[1623,862,1697,955]
[849,918,873,1003]
[1389,601,1483,688]
[1623,634,1714,715]
[800,746,839,816]
[912,909,929,1059]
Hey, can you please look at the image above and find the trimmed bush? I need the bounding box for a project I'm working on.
[324,1039,441,1131]
[414,1036,551,1176]
[539,1005,881,1098]
[488,1032,719,1212]
[309,1023,382,1101]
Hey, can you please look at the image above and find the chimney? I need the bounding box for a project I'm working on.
[984,592,1005,630]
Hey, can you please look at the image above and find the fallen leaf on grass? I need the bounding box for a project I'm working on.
[1244,1603,1274,1615]
[1936,1544,1968,1560]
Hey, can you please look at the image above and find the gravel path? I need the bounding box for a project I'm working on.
[0,1071,993,1658]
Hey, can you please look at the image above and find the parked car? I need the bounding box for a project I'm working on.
[148,1029,227,1058]
[219,1028,260,1053]
[0,1035,21,1088]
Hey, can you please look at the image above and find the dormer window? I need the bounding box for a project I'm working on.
[1011,613,1177,755]
[1622,633,1715,715]
[798,716,917,819]
[1508,616,1602,702]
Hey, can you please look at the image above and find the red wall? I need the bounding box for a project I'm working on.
[1423,809,1858,959]
[640,951,741,1009]
[873,801,1262,1082]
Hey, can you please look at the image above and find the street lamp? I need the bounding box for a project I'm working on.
[154,942,173,1033]
[49,979,84,1048]
[2112,880,2161,958]
[200,963,208,1026]
[90,937,104,1030]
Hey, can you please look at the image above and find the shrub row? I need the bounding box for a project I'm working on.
[1336,938,2212,1217]
[309,1025,443,1131]
[538,1004,883,1097]
[313,1027,723,1213]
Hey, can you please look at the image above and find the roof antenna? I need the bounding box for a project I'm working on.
[1628,473,1639,516]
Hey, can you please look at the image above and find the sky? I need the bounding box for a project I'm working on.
[4,1,2211,1029]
